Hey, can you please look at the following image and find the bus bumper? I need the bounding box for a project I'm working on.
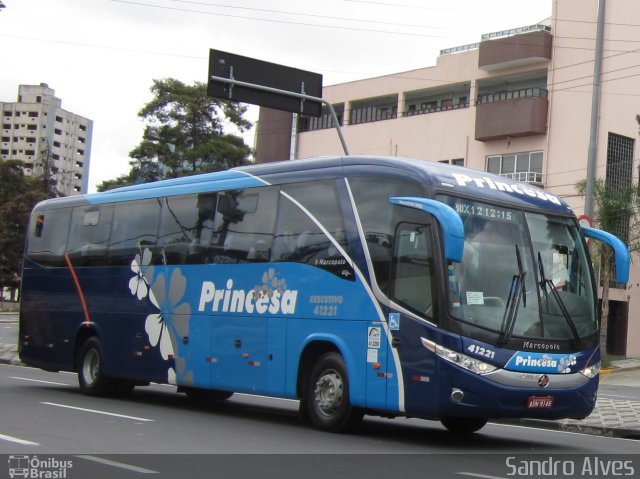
[431,361,598,420]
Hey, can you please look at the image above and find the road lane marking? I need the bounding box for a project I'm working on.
[0,432,39,446]
[10,376,70,386]
[76,455,158,474]
[41,402,154,422]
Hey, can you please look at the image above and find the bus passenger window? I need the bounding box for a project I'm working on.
[108,199,161,266]
[26,208,71,267]
[67,205,113,267]
[158,193,217,265]
[210,187,277,264]
[273,181,344,263]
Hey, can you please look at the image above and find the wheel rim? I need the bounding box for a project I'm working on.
[82,348,100,386]
[313,369,344,417]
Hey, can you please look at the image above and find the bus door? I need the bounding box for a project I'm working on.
[387,196,464,415]
[387,220,440,412]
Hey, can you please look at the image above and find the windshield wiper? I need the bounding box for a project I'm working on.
[499,245,526,345]
[537,252,582,349]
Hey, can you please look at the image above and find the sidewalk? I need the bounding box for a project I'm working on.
[0,335,639,439]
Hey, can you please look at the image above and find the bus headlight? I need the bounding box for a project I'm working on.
[421,337,497,375]
[580,361,600,379]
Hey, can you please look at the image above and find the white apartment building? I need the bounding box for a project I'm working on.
[255,0,640,357]
[1,83,92,195]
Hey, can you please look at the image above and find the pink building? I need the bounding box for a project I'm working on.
[255,0,640,358]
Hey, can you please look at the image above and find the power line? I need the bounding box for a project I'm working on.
[110,0,459,39]
[166,0,468,32]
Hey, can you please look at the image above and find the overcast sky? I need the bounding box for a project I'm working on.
[1,0,551,191]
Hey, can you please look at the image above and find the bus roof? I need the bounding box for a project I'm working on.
[33,156,573,216]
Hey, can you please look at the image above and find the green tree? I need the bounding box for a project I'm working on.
[97,78,253,191]
[0,160,48,300]
[577,178,638,365]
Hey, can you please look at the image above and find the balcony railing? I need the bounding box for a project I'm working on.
[403,102,469,117]
[349,107,397,125]
[298,113,342,133]
[477,87,547,104]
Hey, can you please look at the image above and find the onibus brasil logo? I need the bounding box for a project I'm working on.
[8,455,73,478]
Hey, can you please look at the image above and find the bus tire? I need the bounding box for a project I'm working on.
[305,352,363,433]
[78,337,123,397]
[440,417,487,434]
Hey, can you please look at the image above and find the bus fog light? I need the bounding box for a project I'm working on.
[451,388,464,402]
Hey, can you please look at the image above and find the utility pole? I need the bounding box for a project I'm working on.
[585,0,606,218]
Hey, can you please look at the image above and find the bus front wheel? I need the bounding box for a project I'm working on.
[440,417,487,434]
[304,352,363,433]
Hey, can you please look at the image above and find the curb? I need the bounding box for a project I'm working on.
[493,417,640,440]
[602,366,640,375]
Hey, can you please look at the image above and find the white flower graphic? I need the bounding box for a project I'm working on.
[144,268,190,365]
[129,248,152,300]
[254,268,287,298]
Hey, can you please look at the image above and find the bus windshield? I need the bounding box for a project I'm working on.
[440,196,597,343]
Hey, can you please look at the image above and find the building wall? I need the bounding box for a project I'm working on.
[258,0,640,357]
[0,83,91,195]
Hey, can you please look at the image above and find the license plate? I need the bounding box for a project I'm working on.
[527,396,554,409]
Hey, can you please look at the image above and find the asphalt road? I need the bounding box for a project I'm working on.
[1,363,640,478]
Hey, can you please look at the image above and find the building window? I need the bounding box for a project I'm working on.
[36,96,42,103]
[79,124,87,131]
[3,111,12,117]
[605,133,634,244]
[28,112,39,118]
[486,150,543,184]
[54,129,62,135]
[55,116,63,123]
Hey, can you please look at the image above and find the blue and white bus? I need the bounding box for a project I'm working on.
[19,156,629,434]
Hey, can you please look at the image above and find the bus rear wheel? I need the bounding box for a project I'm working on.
[304,352,362,433]
[440,417,487,434]
[78,337,134,397]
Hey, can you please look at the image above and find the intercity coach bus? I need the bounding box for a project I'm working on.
[19,156,629,434]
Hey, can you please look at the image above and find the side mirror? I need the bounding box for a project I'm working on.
[582,226,630,284]
[389,197,464,263]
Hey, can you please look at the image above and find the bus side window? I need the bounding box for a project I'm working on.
[273,181,348,269]
[66,205,113,267]
[348,176,424,295]
[390,223,435,319]
[108,199,161,266]
[26,208,71,267]
[210,187,278,264]
[157,193,217,265]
